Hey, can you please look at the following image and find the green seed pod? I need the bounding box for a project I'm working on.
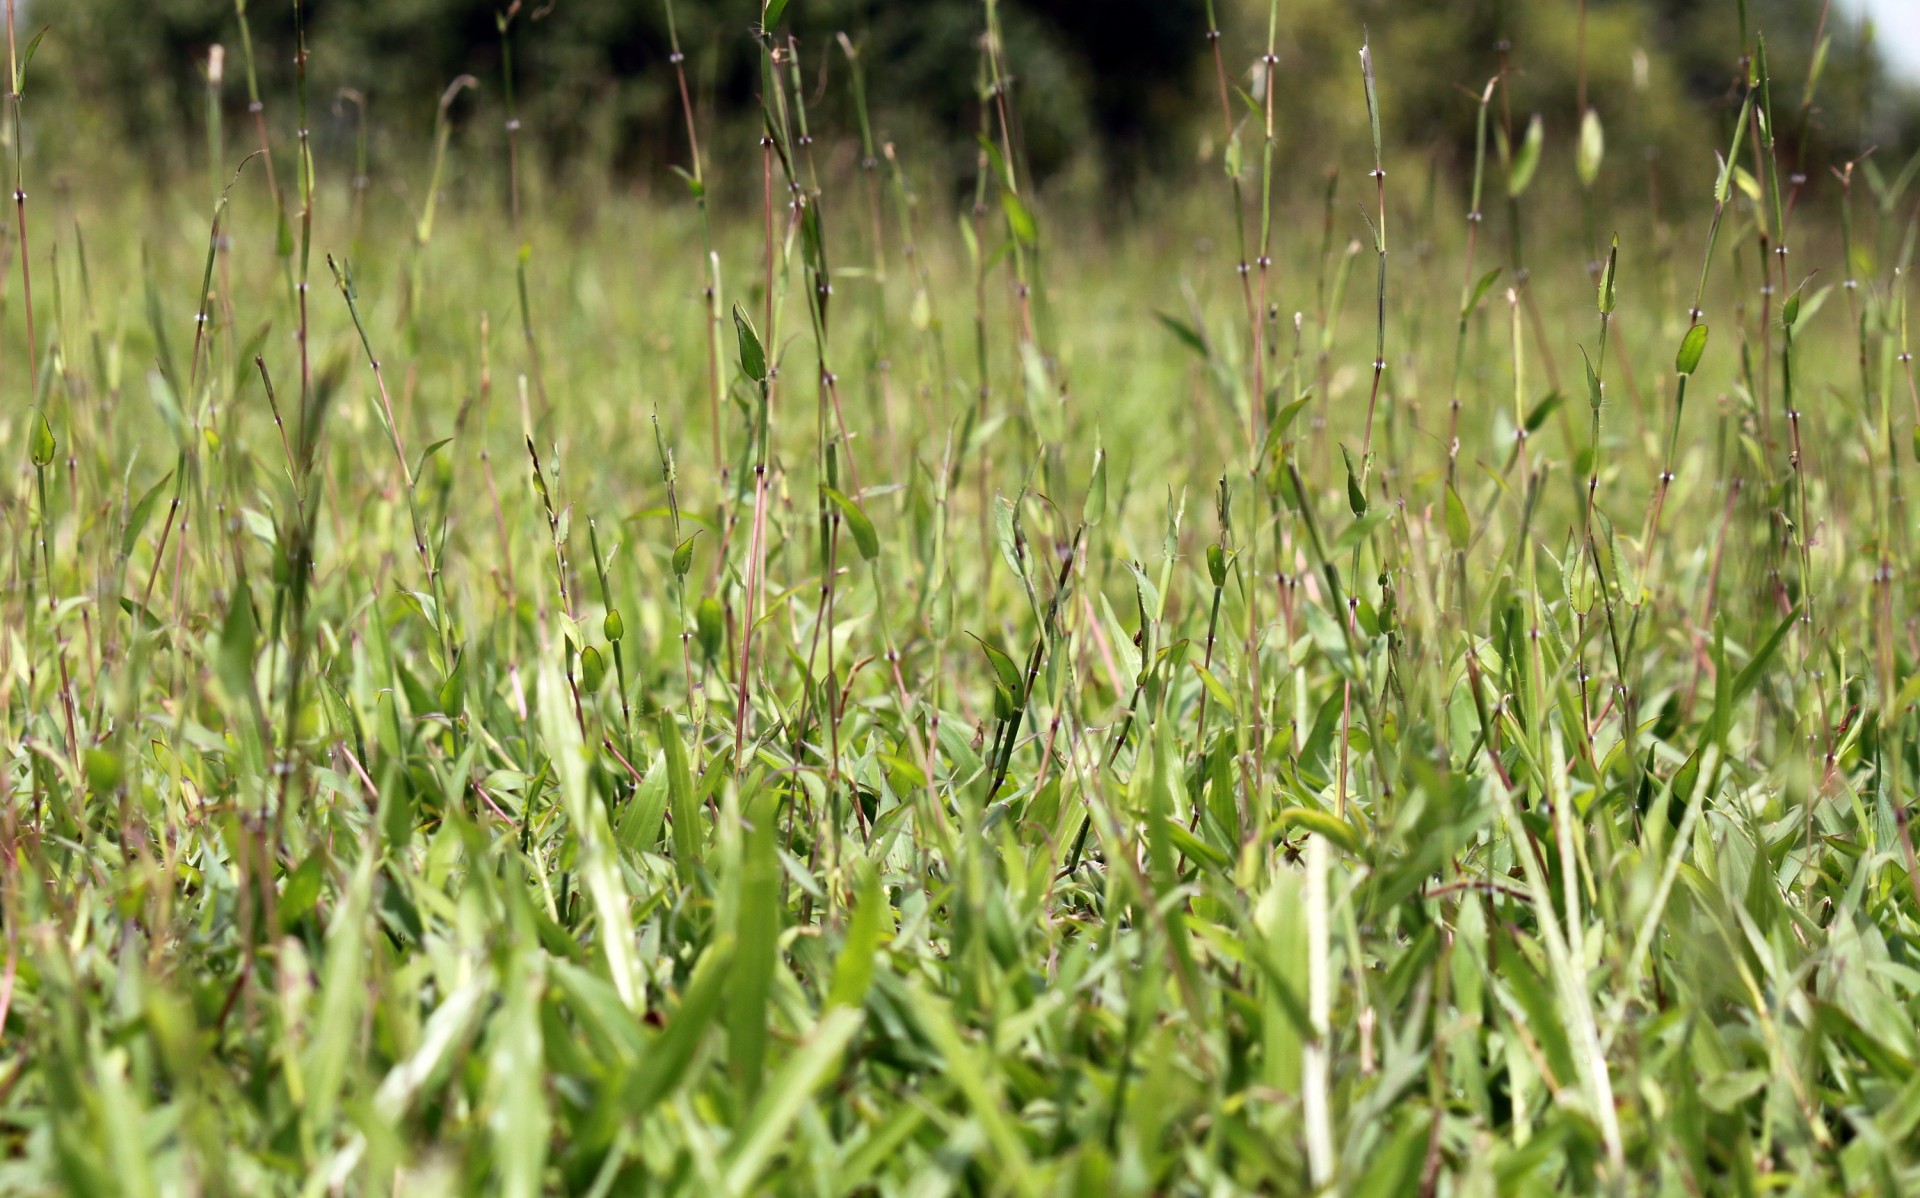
[580,645,607,693]
[1206,544,1227,588]
[27,409,54,467]
[604,609,625,642]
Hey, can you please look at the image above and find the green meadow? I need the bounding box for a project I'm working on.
[5,0,1920,1193]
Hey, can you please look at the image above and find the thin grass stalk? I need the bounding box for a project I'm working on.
[663,0,725,475]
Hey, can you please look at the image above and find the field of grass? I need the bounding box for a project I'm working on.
[7,1,1920,1194]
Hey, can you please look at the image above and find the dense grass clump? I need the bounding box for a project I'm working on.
[6,0,1920,1193]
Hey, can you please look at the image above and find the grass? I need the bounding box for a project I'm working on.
[5,0,1920,1194]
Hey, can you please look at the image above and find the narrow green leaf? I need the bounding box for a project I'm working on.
[1445,484,1471,550]
[1341,443,1368,516]
[1000,189,1037,246]
[969,634,1023,694]
[122,470,174,556]
[1525,389,1565,433]
[822,486,880,560]
[1729,604,1800,712]
[993,493,1025,579]
[1508,113,1544,197]
[1598,236,1619,314]
[16,26,49,92]
[733,303,766,384]
[1124,559,1162,627]
[1156,311,1208,358]
[1084,446,1108,527]
[1463,267,1503,318]
[1359,37,1383,160]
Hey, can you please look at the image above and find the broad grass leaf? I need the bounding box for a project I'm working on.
[1278,806,1361,855]
[969,633,1023,694]
[549,961,646,1067]
[217,578,258,703]
[627,934,736,1112]
[616,753,670,857]
[539,659,639,1007]
[1191,661,1237,718]
[727,782,783,1099]
[827,859,892,1009]
[304,816,380,1133]
[661,713,703,886]
[1353,1116,1429,1198]
[486,961,549,1198]
[1164,821,1231,875]
[722,1008,863,1194]
[278,851,328,932]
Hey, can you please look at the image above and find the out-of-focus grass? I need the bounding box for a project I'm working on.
[4,3,1920,1195]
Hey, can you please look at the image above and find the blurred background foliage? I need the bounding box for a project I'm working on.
[33,0,1920,206]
